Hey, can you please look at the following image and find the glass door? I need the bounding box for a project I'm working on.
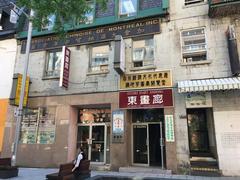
[133,124,149,165]
[91,125,105,163]
[78,124,107,164]
[78,126,90,160]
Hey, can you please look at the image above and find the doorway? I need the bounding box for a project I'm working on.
[132,123,163,167]
[78,124,110,164]
[132,109,165,167]
[187,109,210,155]
[77,108,111,164]
[187,108,219,174]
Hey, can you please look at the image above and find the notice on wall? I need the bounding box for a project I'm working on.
[165,115,175,142]
[120,70,172,90]
[185,92,212,108]
[112,110,124,143]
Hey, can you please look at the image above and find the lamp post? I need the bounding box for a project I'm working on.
[11,7,34,166]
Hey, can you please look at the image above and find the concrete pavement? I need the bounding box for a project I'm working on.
[3,168,240,180]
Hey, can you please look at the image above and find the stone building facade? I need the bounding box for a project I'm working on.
[1,0,240,176]
[0,0,18,155]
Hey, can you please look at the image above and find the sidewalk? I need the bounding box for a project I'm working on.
[4,168,240,180]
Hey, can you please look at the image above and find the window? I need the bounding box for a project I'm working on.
[44,50,62,78]
[89,45,109,73]
[20,107,56,144]
[79,2,94,24]
[85,2,94,24]
[132,37,154,67]
[0,10,15,31]
[119,0,137,18]
[41,14,56,31]
[185,0,204,6]
[181,28,207,63]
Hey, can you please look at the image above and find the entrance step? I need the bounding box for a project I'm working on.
[190,167,221,177]
[90,164,111,171]
[190,156,217,162]
[190,157,221,177]
[119,167,172,175]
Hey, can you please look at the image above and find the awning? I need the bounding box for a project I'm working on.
[178,77,240,93]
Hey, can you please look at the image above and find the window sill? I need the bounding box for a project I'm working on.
[87,70,110,76]
[42,76,60,80]
[183,1,207,8]
[180,60,211,66]
[130,65,156,71]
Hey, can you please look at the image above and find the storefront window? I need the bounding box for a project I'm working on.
[79,108,111,124]
[20,107,56,144]
[44,50,62,78]
[132,109,164,123]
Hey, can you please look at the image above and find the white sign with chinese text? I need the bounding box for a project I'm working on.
[186,92,212,108]
[165,115,175,142]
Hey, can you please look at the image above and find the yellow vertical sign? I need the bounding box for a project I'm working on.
[15,74,30,107]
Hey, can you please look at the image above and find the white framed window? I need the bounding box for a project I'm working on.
[89,45,109,73]
[44,50,62,78]
[181,27,207,63]
[119,0,137,18]
[132,37,154,67]
[42,14,56,31]
[79,1,94,25]
[185,0,204,6]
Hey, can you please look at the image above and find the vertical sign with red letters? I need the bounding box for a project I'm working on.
[59,46,71,88]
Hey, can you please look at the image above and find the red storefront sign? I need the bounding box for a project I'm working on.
[119,89,173,109]
[59,46,71,88]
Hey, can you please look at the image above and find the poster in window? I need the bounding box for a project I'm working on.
[20,107,56,144]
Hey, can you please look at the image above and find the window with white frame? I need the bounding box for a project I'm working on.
[89,45,109,73]
[44,50,62,78]
[79,1,94,24]
[42,14,56,31]
[181,28,207,63]
[185,0,204,6]
[119,0,137,18]
[132,37,154,67]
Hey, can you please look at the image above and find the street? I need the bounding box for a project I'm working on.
[4,168,240,180]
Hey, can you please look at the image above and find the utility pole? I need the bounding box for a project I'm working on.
[11,5,33,166]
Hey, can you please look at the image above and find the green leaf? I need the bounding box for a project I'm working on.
[17,0,107,38]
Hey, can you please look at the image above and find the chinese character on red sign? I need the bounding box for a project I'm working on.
[120,89,173,109]
[59,46,71,88]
